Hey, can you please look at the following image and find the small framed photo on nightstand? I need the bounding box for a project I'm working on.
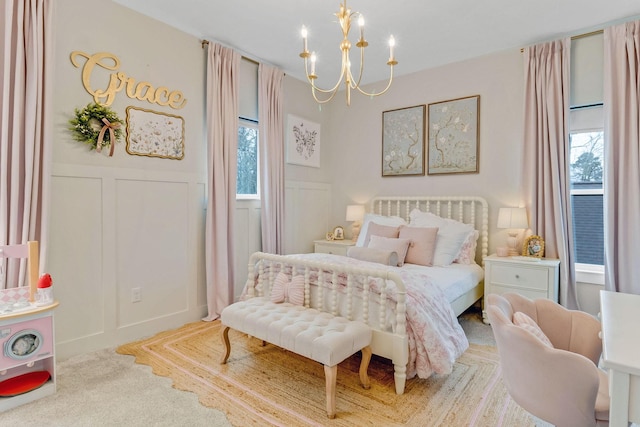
[332,226,345,240]
[523,235,544,258]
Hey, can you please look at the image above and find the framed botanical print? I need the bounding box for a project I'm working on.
[125,106,185,160]
[286,114,321,168]
[427,95,480,175]
[382,105,426,177]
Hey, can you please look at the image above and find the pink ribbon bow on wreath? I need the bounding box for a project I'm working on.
[270,272,305,306]
[96,117,121,157]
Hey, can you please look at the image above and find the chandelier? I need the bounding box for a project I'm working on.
[299,1,397,106]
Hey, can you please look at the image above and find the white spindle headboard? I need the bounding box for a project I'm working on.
[370,196,489,264]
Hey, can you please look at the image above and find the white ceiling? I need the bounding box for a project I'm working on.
[113,0,640,88]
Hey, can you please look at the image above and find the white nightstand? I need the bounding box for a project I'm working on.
[313,239,355,256]
[483,254,560,323]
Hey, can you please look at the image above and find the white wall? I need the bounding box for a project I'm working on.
[48,1,331,359]
[46,1,601,360]
[321,50,526,254]
[51,0,207,359]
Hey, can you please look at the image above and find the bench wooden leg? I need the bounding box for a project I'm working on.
[359,346,372,390]
[324,364,337,419]
[220,325,231,364]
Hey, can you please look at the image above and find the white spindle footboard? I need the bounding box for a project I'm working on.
[245,251,409,395]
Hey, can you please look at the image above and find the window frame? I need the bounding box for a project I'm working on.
[236,118,260,200]
[568,104,604,284]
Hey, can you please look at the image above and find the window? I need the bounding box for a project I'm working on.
[237,119,259,198]
[569,106,603,267]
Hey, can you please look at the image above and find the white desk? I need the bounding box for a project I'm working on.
[600,290,640,427]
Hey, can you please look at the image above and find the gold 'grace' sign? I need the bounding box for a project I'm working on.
[70,51,187,109]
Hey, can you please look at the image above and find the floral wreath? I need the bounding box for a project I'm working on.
[69,103,123,156]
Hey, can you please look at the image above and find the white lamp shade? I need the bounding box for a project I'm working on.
[346,205,365,222]
[497,207,528,229]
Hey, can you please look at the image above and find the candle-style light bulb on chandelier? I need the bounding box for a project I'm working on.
[299,0,397,106]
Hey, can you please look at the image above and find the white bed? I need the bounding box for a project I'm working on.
[244,196,488,395]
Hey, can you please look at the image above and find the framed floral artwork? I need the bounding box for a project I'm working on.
[125,106,184,160]
[286,114,321,168]
[382,105,426,177]
[427,95,480,175]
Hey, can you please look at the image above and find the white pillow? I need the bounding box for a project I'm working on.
[408,209,474,266]
[367,235,411,267]
[356,213,407,247]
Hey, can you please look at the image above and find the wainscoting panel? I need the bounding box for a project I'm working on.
[49,175,105,343]
[50,164,206,360]
[115,179,190,327]
[233,199,261,300]
[195,183,207,310]
[284,181,332,255]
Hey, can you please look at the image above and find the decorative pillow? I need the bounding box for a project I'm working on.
[346,246,399,266]
[408,209,475,266]
[270,272,305,306]
[513,311,553,348]
[356,214,407,247]
[408,209,445,228]
[367,235,411,267]
[454,230,480,264]
[359,222,400,248]
[398,225,439,266]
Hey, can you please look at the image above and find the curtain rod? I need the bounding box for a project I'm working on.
[201,39,260,65]
[520,29,604,52]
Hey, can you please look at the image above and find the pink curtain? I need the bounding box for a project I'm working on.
[258,64,284,254]
[603,21,640,294]
[522,39,579,309]
[204,43,240,320]
[0,0,53,288]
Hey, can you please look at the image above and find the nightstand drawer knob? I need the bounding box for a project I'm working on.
[515,274,520,279]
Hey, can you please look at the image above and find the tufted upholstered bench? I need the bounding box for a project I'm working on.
[220,297,373,419]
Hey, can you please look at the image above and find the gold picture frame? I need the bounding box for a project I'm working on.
[427,95,480,175]
[522,235,545,258]
[125,106,185,160]
[382,105,426,177]
[332,226,345,240]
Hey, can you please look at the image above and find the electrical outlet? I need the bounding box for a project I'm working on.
[131,287,142,303]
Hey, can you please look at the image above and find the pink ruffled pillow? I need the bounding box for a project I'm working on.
[513,311,553,348]
[270,272,305,306]
[454,230,479,264]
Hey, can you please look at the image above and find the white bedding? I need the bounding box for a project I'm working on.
[401,262,484,303]
[283,252,483,379]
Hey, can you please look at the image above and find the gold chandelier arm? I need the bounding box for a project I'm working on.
[304,57,347,95]
[299,1,396,105]
[354,65,395,97]
[311,86,340,104]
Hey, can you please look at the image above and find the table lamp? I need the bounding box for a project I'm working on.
[345,205,366,242]
[497,207,529,256]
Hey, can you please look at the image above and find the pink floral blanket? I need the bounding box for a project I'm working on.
[286,253,469,379]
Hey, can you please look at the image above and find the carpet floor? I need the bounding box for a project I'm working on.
[115,318,536,426]
[0,307,544,426]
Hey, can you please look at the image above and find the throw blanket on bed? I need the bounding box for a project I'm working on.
[280,253,469,379]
